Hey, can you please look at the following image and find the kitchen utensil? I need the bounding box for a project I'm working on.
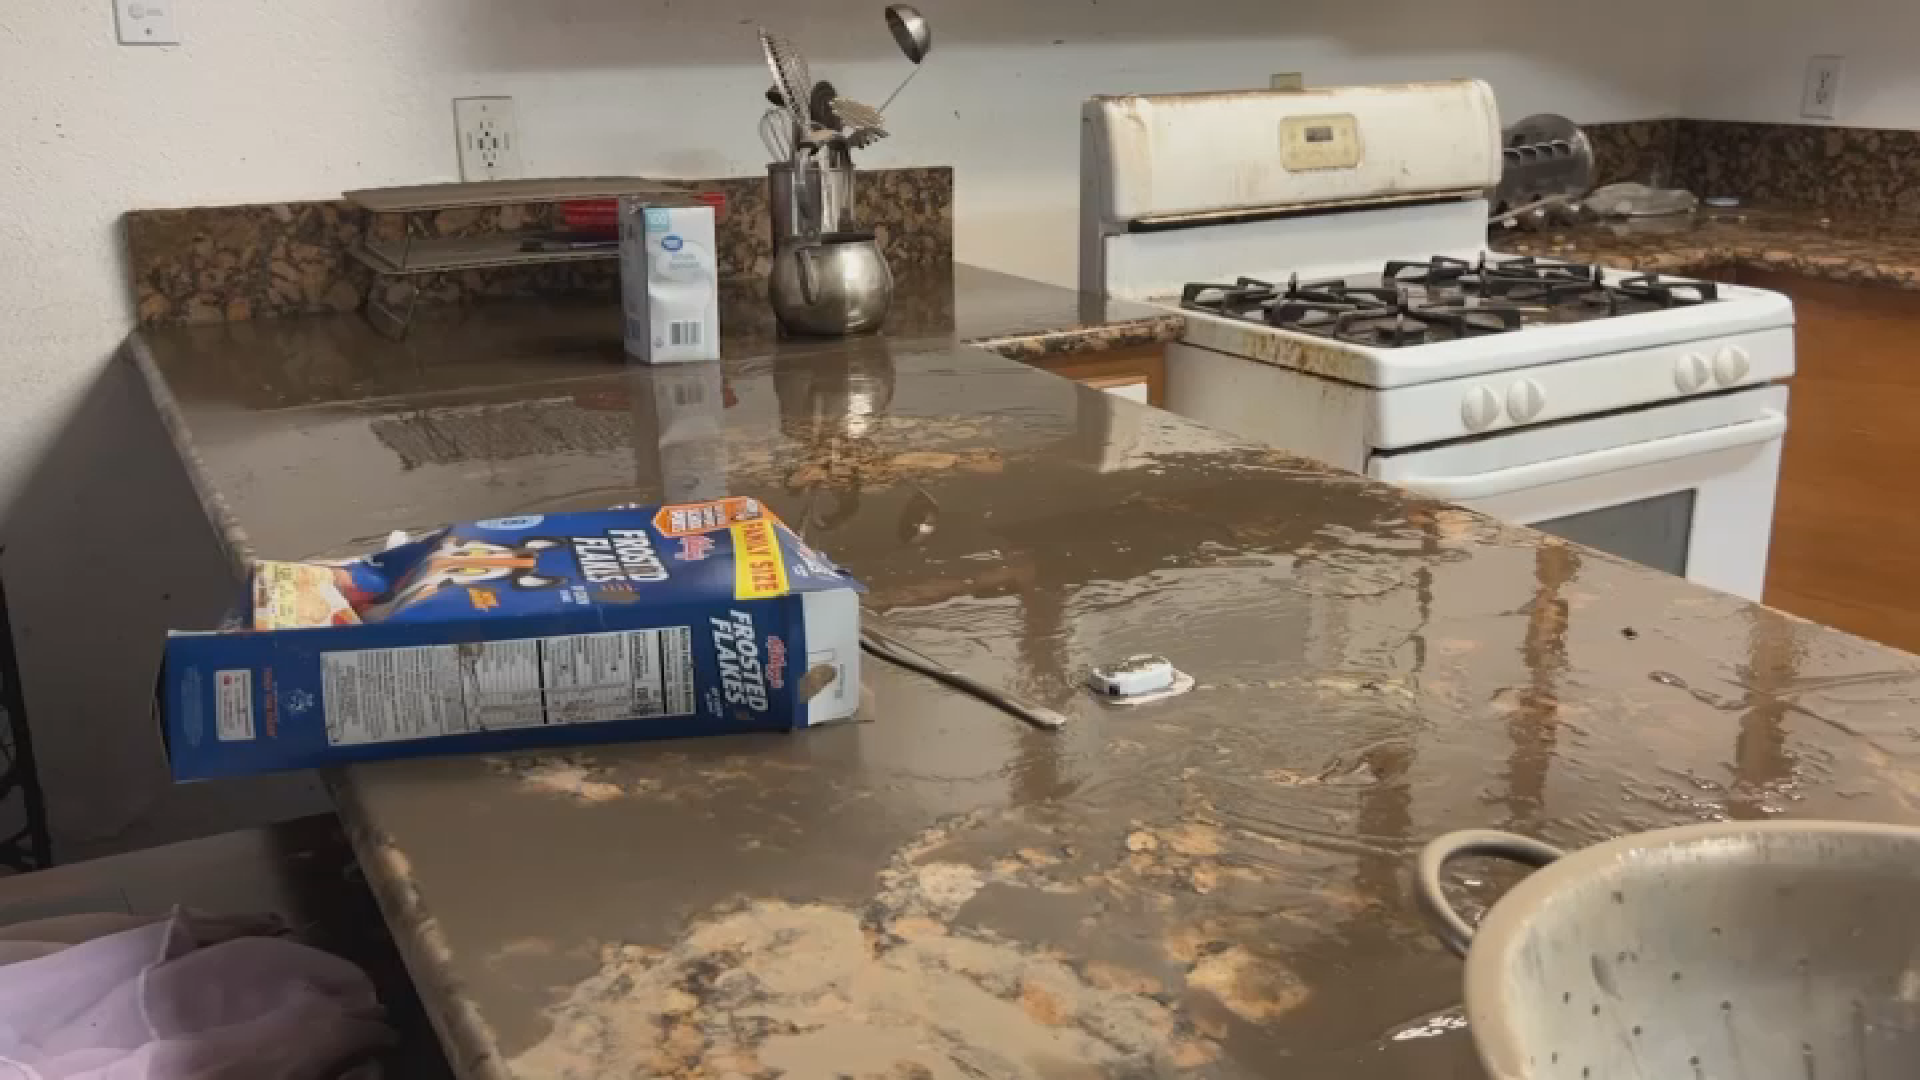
[1585,181,1700,219]
[1493,113,1594,220]
[830,96,889,148]
[877,4,932,112]
[898,487,939,545]
[809,82,866,165]
[861,624,1067,730]
[768,161,856,246]
[1486,193,1573,228]
[759,27,814,135]
[759,107,799,162]
[517,233,619,253]
[809,80,841,131]
[769,231,894,336]
[1417,821,1920,1080]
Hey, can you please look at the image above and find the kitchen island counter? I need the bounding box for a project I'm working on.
[129,263,1920,1079]
[1495,206,1920,290]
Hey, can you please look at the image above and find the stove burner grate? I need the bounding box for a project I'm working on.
[1177,254,1723,346]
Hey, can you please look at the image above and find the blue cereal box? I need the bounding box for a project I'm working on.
[158,499,863,780]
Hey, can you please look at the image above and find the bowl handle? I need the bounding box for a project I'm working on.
[1416,830,1566,957]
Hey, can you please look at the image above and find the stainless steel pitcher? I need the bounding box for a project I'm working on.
[769,232,893,336]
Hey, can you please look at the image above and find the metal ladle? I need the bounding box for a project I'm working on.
[877,4,931,113]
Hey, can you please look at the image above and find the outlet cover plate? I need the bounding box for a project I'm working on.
[1802,56,1843,120]
[114,0,179,45]
[454,97,524,182]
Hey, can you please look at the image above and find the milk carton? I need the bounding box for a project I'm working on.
[621,200,721,363]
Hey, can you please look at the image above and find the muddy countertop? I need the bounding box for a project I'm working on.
[1495,206,1920,289]
[135,263,1180,416]
[129,268,1920,1079]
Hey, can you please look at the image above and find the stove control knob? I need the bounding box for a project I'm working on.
[1462,386,1504,431]
[1714,345,1752,385]
[1675,353,1712,394]
[1507,378,1547,422]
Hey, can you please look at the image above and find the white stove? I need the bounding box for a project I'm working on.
[1080,81,1794,600]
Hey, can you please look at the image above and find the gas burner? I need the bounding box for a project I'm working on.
[1481,255,1604,283]
[1385,256,1475,286]
[1266,298,1369,334]
[1263,276,1404,331]
[1471,256,1609,303]
[1178,255,1722,345]
[1180,276,1284,318]
[1284,275,1401,309]
[1328,300,1525,346]
[1616,272,1719,308]
[1264,292,1525,346]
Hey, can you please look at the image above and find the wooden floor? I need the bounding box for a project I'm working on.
[1744,269,1920,653]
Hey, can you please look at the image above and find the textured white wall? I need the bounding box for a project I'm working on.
[1679,0,1920,129]
[0,0,1699,534]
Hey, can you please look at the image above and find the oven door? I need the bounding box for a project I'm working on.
[1370,385,1788,600]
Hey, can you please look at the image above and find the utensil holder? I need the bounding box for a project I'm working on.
[768,161,856,249]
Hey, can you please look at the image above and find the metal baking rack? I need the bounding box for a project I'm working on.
[343,177,692,339]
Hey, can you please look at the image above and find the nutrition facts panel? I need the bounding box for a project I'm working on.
[323,627,696,746]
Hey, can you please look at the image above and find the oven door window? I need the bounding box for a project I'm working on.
[1532,490,1697,577]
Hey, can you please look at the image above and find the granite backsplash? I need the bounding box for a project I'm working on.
[1586,118,1920,221]
[1669,121,1920,220]
[1584,119,1682,188]
[124,166,952,328]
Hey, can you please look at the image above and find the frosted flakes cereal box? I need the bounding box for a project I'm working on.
[158,500,862,780]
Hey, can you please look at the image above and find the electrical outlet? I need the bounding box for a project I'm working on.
[454,97,523,182]
[1802,56,1843,120]
[113,0,179,45]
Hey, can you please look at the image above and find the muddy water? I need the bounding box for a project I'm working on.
[141,289,1920,1079]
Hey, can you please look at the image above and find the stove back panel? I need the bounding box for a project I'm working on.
[1097,198,1488,300]
[1083,82,1502,225]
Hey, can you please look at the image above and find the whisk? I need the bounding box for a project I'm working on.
[759,107,800,162]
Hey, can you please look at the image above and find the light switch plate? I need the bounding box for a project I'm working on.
[114,0,179,45]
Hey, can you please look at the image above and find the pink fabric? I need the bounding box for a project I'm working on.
[0,911,392,1079]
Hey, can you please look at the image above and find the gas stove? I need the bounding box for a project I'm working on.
[1180,257,1720,348]
[1080,82,1796,601]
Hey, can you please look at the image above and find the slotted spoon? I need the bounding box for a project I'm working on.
[829,96,889,148]
[758,28,814,138]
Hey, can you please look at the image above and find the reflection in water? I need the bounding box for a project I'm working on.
[1208,502,1478,1076]
[1728,607,1804,818]
[1500,541,1580,826]
[626,362,729,504]
[774,341,899,538]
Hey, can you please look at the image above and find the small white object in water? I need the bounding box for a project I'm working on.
[1087,655,1195,706]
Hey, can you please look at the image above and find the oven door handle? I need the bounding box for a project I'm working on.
[1393,411,1787,501]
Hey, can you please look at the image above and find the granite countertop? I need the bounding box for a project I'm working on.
[134,263,1182,420]
[1495,206,1920,289]
[128,265,1920,1079]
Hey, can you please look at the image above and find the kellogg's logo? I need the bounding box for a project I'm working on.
[765,636,787,689]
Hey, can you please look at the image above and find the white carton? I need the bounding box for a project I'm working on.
[621,200,721,363]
